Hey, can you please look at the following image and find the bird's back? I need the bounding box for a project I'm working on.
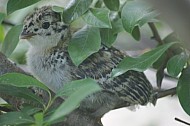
[65,46,156,105]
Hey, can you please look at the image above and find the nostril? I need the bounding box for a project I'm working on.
[62,25,68,30]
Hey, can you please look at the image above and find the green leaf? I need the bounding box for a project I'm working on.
[48,78,101,123]
[34,113,44,126]
[63,0,93,23]
[56,78,101,98]
[0,13,6,24]
[0,111,34,125]
[9,41,29,64]
[52,6,64,13]
[111,18,124,34]
[83,8,112,28]
[95,0,103,8]
[103,0,120,11]
[167,54,188,77]
[100,28,117,47]
[112,42,177,77]
[131,26,140,41]
[156,67,164,88]
[68,26,101,66]
[153,51,169,88]
[163,32,179,43]
[7,0,40,15]
[152,52,167,69]
[21,105,42,115]
[1,24,23,57]
[0,85,44,106]
[121,1,158,40]
[0,73,49,91]
[163,32,183,55]
[177,67,190,116]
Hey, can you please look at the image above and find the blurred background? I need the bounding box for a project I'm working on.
[0,0,189,125]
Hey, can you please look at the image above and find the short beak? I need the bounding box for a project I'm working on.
[20,30,36,39]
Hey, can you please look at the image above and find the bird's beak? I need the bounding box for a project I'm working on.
[20,30,36,39]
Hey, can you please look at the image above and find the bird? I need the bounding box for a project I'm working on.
[20,6,157,120]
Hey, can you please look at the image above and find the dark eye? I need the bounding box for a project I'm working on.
[42,22,50,29]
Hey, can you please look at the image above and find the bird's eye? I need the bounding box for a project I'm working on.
[42,22,50,29]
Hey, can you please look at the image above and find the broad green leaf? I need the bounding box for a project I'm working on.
[121,1,158,40]
[111,18,124,34]
[163,32,179,43]
[21,105,42,115]
[7,0,40,14]
[156,67,164,88]
[1,24,23,57]
[0,111,34,125]
[0,73,49,91]
[152,52,167,69]
[83,8,111,28]
[0,13,5,24]
[112,42,177,77]
[68,26,101,66]
[56,78,101,98]
[52,6,64,13]
[34,113,44,126]
[9,41,29,64]
[153,52,169,88]
[95,0,103,8]
[177,67,190,116]
[100,28,117,47]
[103,0,120,11]
[167,54,188,77]
[131,26,140,41]
[48,78,101,123]
[163,32,183,55]
[63,0,93,23]
[0,85,44,106]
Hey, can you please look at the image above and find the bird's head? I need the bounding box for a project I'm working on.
[20,6,70,48]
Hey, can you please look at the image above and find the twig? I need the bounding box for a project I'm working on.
[148,22,173,57]
[175,117,190,125]
[157,87,176,98]
[148,22,164,45]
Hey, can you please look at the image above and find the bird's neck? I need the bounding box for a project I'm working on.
[28,34,64,51]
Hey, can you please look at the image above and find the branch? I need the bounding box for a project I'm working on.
[157,87,176,98]
[0,52,25,75]
[146,0,190,50]
[148,22,163,45]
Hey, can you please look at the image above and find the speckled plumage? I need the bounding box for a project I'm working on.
[21,6,156,120]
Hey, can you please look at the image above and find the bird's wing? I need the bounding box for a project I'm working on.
[68,46,155,105]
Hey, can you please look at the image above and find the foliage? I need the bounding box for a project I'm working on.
[1,25,23,57]
[0,0,190,125]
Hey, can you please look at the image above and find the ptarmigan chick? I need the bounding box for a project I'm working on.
[20,6,156,118]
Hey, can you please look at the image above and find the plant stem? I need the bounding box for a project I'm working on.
[43,91,52,113]
[148,22,173,57]
[148,22,163,45]
[157,87,176,98]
